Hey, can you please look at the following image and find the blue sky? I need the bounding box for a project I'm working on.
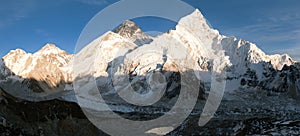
[1,0,300,61]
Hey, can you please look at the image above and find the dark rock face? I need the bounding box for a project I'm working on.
[0,88,105,136]
[113,20,141,38]
[241,68,259,87]
[243,62,300,96]
[113,20,153,46]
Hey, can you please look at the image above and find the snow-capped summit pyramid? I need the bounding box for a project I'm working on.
[177,9,219,39]
[113,20,153,46]
[35,43,68,55]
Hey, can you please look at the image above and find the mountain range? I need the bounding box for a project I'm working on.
[1,9,299,102]
[0,9,300,135]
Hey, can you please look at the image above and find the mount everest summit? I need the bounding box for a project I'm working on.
[0,9,300,135]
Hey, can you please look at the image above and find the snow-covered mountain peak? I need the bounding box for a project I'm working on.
[35,43,67,55]
[191,9,205,20]
[174,9,220,54]
[113,20,153,46]
[269,54,294,70]
[5,48,27,57]
[113,20,140,35]
[2,48,32,75]
[177,9,216,33]
[1,42,73,86]
[122,20,137,27]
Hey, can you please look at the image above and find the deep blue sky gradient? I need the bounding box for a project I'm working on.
[1,0,300,60]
